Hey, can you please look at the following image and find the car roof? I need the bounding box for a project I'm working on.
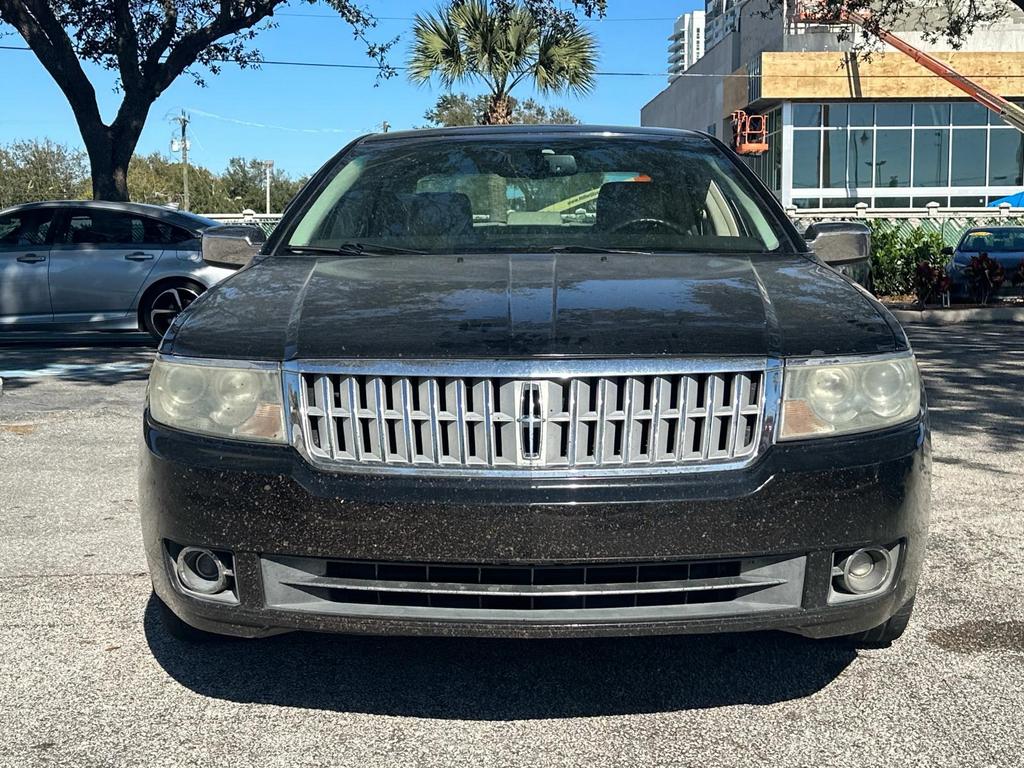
[963,226,1024,234]
[0,200,217,233]
[360,124,708,143]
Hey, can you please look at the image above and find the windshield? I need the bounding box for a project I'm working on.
[284,135,784,255]
[959,229,1024,253]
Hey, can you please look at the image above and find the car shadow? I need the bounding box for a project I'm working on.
[0,333,156,392]
[143,596,856,719]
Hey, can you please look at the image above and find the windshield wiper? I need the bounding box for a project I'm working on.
[544,245,653,255]
[284,242,428,256]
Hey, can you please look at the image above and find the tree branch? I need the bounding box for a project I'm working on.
[0,0,103,130]
[112,0,142,95]
[154,0,282,96]
[144,0,179,77]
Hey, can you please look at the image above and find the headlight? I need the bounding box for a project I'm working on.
[148,357,286,443]
[780,353,921,440]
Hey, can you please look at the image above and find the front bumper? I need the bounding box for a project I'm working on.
[140,414,930,639]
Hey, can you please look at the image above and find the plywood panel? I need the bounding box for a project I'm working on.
[758,51,1024,101]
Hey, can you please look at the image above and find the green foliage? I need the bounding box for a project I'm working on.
[220,157,308,213]
[128,152,226,212]
[423,91,580,127]
[408,0,598,125]
[0,140,90,208]
[868,221,946,297]
[128,154,307,212]
[0,0,395,200]
[0,139,305,213]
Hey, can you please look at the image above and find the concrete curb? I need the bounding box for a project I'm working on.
[887,305,1024,324]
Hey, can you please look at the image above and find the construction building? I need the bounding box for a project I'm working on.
[641,0,1024,209]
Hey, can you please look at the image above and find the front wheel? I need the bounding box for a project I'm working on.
[846,596,916,647]
[141,280,204,340]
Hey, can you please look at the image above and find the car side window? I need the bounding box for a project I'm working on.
[65,210,141,246]
[0,211,53,248]
[142,218,197,245]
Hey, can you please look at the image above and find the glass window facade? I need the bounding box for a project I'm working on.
[913,128,949,187]
[952,129,986,185]
[874,130,911,187]
[875,103,912,127]
[792,132,820,188]
[793,104,821,127]
[952,102,988,125]
[988,129,1024,186]
[770,100,1024,209]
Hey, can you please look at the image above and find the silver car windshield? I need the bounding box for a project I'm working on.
[285,136,784,255]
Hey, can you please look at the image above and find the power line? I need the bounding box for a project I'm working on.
[5,45,1024,78]
[188,107,373,134]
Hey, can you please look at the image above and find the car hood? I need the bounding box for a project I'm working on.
[164,252,903,360]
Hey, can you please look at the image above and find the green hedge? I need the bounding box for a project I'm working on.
[867,221,947,296]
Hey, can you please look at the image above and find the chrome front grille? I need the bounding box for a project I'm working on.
[287,360,775,475]
[261,553,807,622]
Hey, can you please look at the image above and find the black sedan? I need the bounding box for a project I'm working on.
[139,125,929,647]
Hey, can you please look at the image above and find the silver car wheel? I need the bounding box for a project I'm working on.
[149,286,201,337]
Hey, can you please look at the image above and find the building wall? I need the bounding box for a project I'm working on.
[644,0,781,134]
[644,0,1024,133]
[642,0,1024,210]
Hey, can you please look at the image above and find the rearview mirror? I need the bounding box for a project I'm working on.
[804,222,870,267]
[202,225,267,268]
[544,153,578,176]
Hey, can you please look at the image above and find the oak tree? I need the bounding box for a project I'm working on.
[0,0,393,201]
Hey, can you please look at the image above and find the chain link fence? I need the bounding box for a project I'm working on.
[788,204,1024,248]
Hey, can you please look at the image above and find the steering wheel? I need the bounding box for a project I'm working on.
[607,217,687,236]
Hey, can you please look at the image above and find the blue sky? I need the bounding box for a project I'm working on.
[0,0,701,178]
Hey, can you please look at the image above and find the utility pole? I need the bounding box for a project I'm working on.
[172,111,191,211]
[263,160,274,214]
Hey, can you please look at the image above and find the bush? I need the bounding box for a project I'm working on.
[964,253,1006,305]
[867,222,946,297]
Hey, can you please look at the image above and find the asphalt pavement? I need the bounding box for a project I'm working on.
[0,325,1021,767]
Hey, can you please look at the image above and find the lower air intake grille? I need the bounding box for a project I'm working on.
[261,554,806,623]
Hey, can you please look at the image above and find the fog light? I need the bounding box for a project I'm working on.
[176,546,230,595]
[840,547,891,595]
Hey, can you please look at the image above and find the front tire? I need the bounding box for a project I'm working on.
[140,280,204,340]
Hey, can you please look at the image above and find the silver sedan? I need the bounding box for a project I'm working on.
[0,200,239,339]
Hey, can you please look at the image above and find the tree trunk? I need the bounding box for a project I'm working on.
[484,95,513,125]
[78,108,147,202]
[86,145,129,202]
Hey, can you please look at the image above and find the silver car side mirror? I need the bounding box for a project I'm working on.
[202,225,267,268]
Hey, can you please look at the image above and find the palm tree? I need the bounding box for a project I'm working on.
[407,0,598,125]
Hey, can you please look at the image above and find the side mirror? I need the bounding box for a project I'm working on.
[804,221,870,267]
[941,246,954,256]
[201,225,267,268]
